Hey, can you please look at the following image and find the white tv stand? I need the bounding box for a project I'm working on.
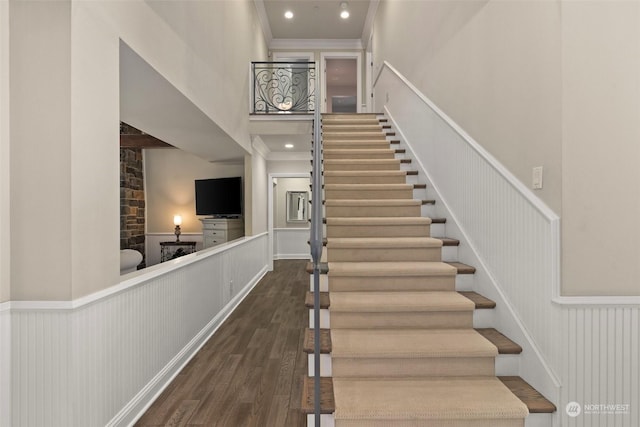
[200,218,244,249]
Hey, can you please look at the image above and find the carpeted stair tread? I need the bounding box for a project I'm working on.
[324,148,395,155]
[301,376,335,414]
[327,217,432,226]
[324,183,414,191]
[332,377,529,421]
[323,131,387,139]
[323,125,384,132]
[324,158,400,166]
[447,262,477,274]
[303,328,332,354]
[459,291,497,309]
[475,328,522,354]
[327,237,442,249]
[324,199,422,207]
[305,291,330,309]
[327,261,456,277]
[330,329,498,358]
[499,376,557,413]
[324,170,410,177]
[329,291,474,312]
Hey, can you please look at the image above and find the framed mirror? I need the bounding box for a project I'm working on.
[286,191,308,223]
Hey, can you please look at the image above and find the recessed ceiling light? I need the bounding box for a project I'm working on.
[285,143,294,149]
[340,2,349,19]
[284,10,293,19]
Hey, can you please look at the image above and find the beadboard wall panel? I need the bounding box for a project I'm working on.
[375,62,639,427]
[274,228,310,259]
[561,306,639,427]
[4,234,268,427]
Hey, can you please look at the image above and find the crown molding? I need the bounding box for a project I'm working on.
[269,38,364,51]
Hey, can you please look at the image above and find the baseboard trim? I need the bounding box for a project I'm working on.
[108,265,269,427]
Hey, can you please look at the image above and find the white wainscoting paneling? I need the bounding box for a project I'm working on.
[274,228,310,260]
[0,306,12,427]
[3,233,268,427]
[374,61,640,427]
[560,306,639,427]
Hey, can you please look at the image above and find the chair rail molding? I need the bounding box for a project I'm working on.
[1,233,269,427]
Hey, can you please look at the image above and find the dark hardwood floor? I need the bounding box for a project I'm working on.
[135,259,309,427]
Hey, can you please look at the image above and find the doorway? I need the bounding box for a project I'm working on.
[321,52,362,113]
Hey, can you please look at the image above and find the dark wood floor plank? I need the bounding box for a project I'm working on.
[134,259,309,427]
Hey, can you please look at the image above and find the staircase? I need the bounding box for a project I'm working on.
[302,113,556,427]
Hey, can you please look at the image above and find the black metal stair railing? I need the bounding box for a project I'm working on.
[251,62,316,114]
[309,62,323,427]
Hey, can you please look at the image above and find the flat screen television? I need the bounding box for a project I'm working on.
[194,177,243,217]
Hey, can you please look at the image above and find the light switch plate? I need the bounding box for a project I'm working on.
[532,166,543,190]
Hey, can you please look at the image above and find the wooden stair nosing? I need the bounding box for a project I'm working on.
[301,375,554,415]
[303,328,332,353]
[438,237,460,246]
[476,328,523,354]
[305,291,330,309]
[459,291,496,309]
[446,262,476,274]
[499,376,557,413]
[306,261,329,274]
[301,376,335,414]
[431,217,447,224]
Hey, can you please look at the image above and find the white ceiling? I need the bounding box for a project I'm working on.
[255,0,377,47]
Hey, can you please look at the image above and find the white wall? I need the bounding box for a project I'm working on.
[373,0,640,296]
[0,0,9,304]
[560,1,640,296]
[274,177,311,228]
[251,150,269,234]
[10,1,73,300]
[5,0,267,300]
[144,149,243,234]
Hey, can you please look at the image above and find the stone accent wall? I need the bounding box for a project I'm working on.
[120,148,146,268]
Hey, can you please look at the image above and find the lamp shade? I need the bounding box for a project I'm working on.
[173,215,182,226]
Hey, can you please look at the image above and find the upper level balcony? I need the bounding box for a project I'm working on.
[250,61,316,115]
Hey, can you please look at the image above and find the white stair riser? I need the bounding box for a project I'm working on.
[430,223,446,237]
[309,308,330,328]
[455,274,474,291]
[306,414,335,427]
[308,354,332,377]
[441,246,458,262]
[421,204,436,217]
[473,308,495,328]
[495,354,521,376]
[525,413,553,427]
[310,275,329,292]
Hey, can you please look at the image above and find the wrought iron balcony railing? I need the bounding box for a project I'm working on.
[251,62,316,114]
